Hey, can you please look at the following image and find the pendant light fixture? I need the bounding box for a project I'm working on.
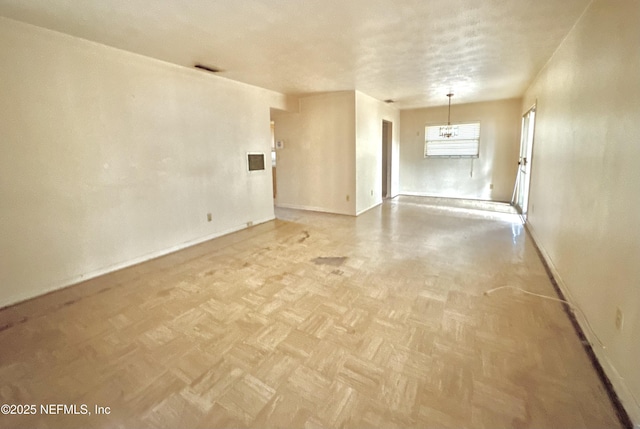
[439,93,458,138]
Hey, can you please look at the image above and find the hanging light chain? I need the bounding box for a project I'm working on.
[439,93,458,138]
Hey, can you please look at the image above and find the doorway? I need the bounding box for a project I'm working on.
[513,106,536,217]
[382,120,392,199]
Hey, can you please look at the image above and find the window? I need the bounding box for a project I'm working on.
[424,122,480,158]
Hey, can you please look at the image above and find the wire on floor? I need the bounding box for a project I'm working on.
[483,285,606,349]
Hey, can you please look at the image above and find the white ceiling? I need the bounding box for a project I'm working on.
[0,0,590,109]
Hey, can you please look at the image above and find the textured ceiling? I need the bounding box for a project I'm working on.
[0,0,591,109]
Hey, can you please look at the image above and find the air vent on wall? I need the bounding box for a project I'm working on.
[247,153,265,172]
[194,64,222,73]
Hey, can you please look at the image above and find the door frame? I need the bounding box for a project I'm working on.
[382,120,392,199]
[513,104,536,219]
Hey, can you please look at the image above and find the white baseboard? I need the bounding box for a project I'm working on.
[1,216,275,309]
[356,201,382,216]
[398,191,510,203]
[526,222,640,428]
[275,202,354,216]
[399,191,442,198]
[276,201,381,217]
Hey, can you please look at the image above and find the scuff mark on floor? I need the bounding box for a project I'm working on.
[298,231,310,243]
[156,288,172,297]
[0,316,28,333]
[312,256,347,266]
[62,298,81,307]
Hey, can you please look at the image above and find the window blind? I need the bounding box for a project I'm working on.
[424,122,480,157]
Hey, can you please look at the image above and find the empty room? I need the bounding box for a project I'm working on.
[1,1,638,428]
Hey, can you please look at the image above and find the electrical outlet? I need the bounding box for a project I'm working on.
[346,195,350,202]
[489,183,494,190]
[615,308,624,331]
[247,221,253,227]
[370,190,373,196]
[207,213,212,222]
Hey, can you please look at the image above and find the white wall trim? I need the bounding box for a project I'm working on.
[275,202,354,216]
[399,191,510,204]
[399,191,446,198]
[526,222,640,428]
[0,216,275,309]
[355,201,382,216]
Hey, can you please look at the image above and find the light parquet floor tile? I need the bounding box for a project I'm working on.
[0,196,626,428]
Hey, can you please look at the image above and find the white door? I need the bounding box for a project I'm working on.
[514,106,536,216]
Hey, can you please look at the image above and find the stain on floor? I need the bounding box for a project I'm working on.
[0,316,28,333]
[311,256,347,266]
[298,230,311,243]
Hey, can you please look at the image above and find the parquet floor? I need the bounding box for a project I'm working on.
[0,196,624,428]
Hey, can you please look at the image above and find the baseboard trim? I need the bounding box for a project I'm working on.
[275,202,354,216]
[0,216,275,309]
[398,191,510,204]
[355,201,382,216]
[525,222,638,429]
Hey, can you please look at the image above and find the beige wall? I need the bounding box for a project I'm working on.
[272,92,356,215]
[0,17,287,307]
[522,0,640,423]
[273,91,400,216]
[355,91,400,214]
[399,99,522,202]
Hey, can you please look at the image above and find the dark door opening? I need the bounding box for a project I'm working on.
[382,120,392,199]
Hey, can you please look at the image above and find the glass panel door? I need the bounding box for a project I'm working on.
[514,107,535,217]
